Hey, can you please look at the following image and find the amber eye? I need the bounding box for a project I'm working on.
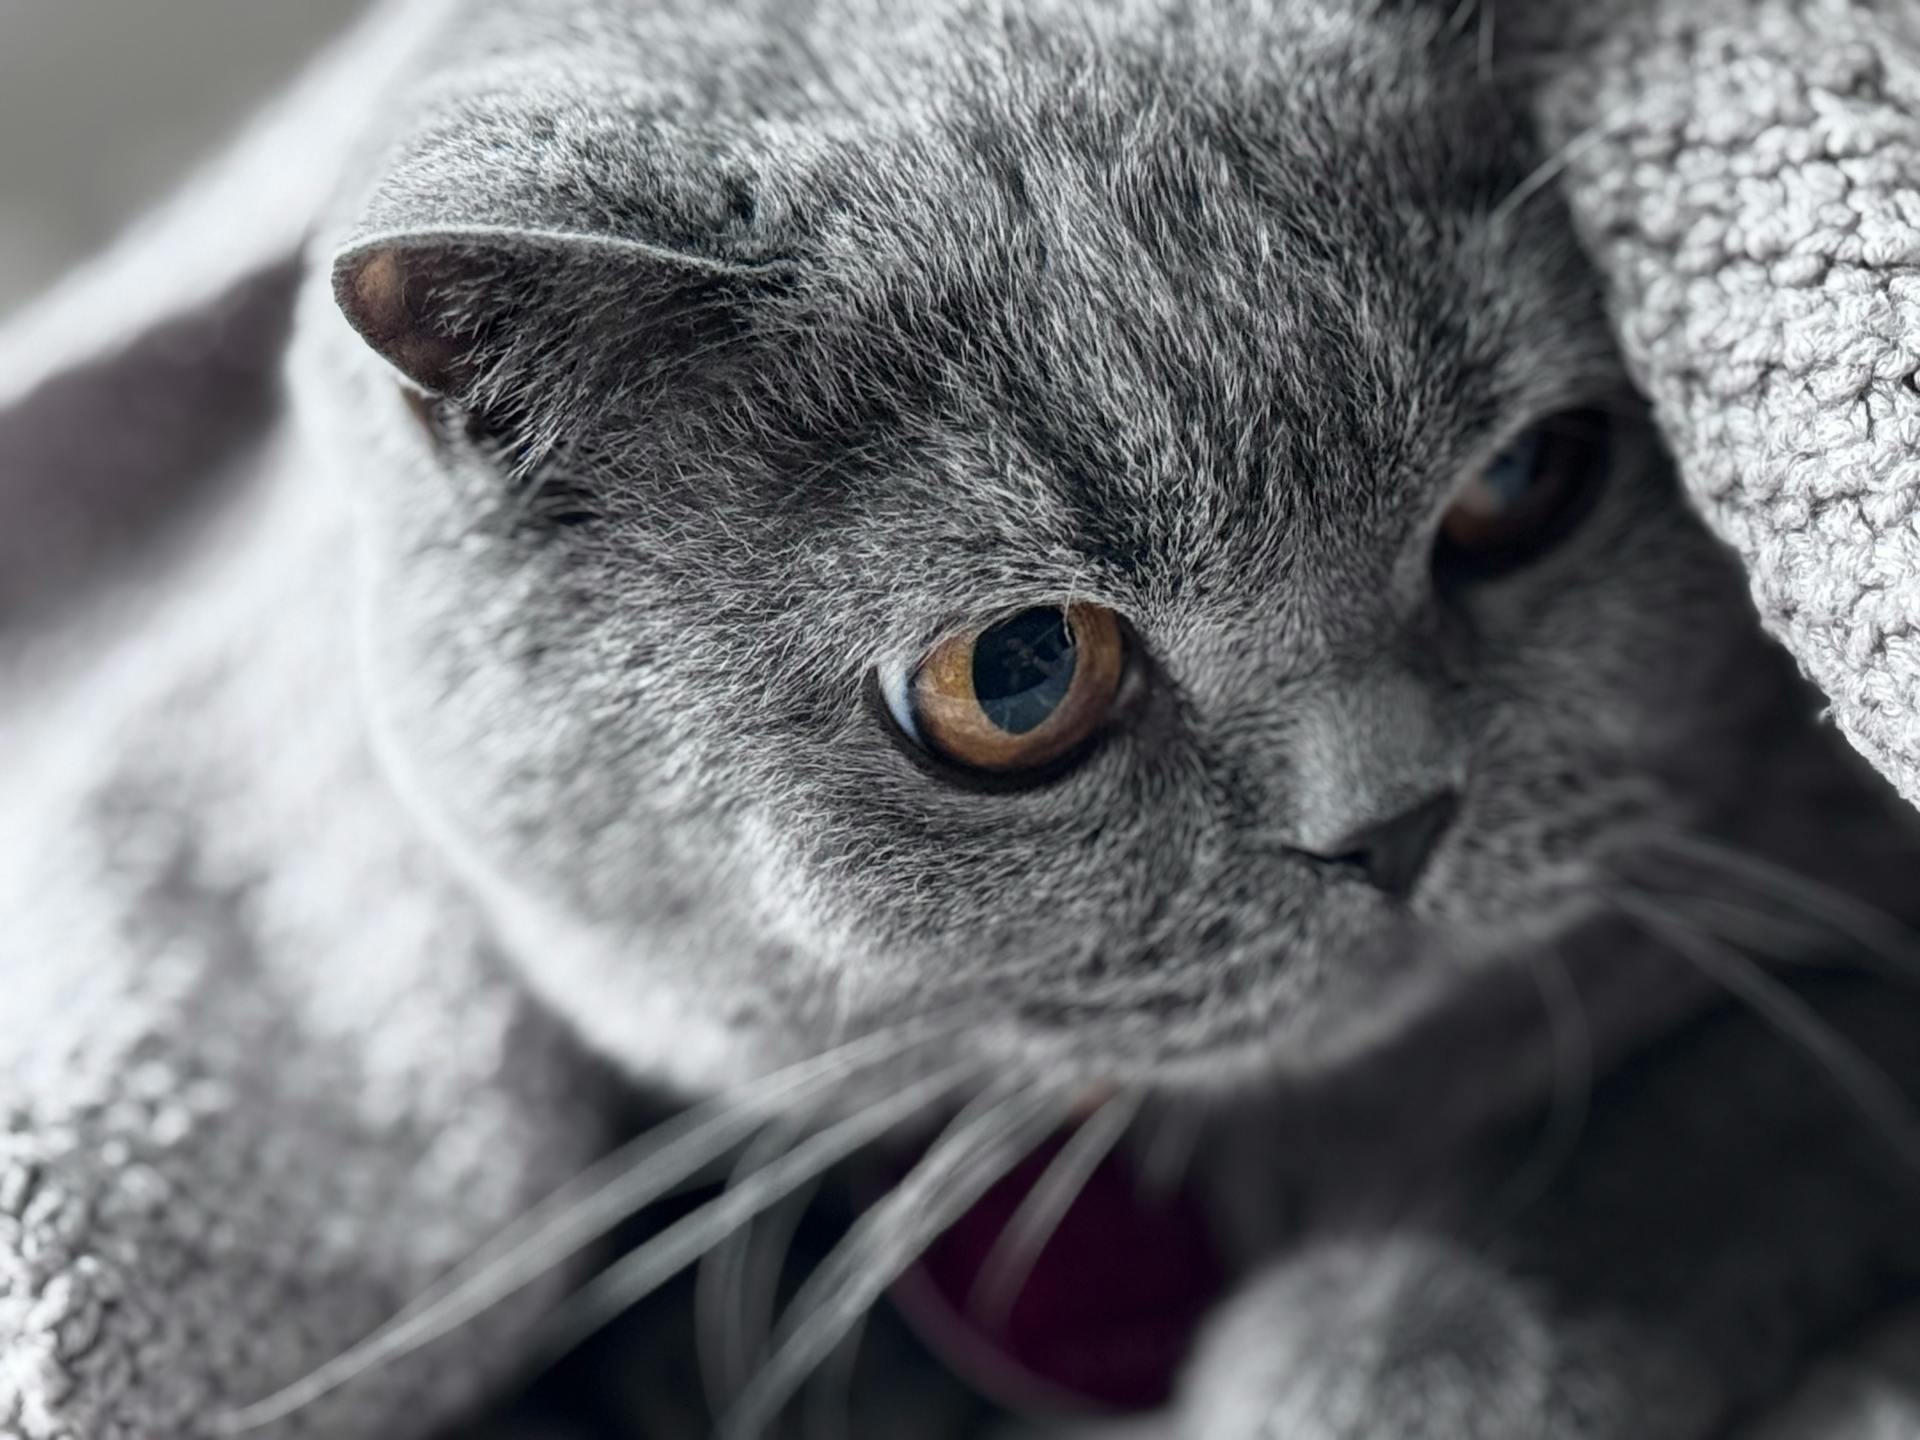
[884,604,1128,776]
[1436,409,1611,578]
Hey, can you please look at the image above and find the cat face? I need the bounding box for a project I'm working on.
[295,0,1797,1095]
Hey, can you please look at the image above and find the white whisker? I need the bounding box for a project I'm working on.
[1482,946,1592,1229]
[969,1090,1142,1322]
[719,1084,1067,1440]
[696,1112,818,1416]
[1641,829,1920,987]
[1137,1096,1206,1203]
[1488,116,1613,230]
[1653,893,1840,961]
[217,1019,956,1434]
[800,1304,869,1440]
[1618,893,1920,1176]
[531,1061,978,1374]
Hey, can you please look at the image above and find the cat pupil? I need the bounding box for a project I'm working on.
[972,608,1078,735]
[1483,430,1543,508]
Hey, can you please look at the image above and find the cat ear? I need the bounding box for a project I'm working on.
[331,227,785,421]
[331,104,805,404]
[331,233,625,400]
[333,239,477,397]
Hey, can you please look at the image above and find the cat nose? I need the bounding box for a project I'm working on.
[1308,790,1459,899]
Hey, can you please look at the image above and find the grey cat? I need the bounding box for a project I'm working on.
[11,0,1920,1436]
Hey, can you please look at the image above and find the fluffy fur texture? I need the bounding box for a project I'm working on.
[311,0,1818,1092]
[4,1,1920,1437]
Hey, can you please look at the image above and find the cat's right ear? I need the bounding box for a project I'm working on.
[332,89,812,416]
[333,240,478,397]
[331,230,781,411]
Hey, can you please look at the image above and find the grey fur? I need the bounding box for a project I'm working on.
[309,0,1785,1088]
[6,0,1920,1437]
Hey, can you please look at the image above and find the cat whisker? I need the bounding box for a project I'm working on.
[1479,945,1593,1232]
[696,1112,820,1418]
[1636,827,1920,989]
[216,1017,962,1434]
[529,1061,981,1379]
[800,1303,869,1440]
[1644,892,1854,968]
[718,1084,1069,1440]
[1615,892,1920,1177]
[967,1088,1143,1324]
[1487,115,1614,230]
[1138,1093,1209,1204]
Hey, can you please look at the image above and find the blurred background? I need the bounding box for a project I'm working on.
[0,0,365,318]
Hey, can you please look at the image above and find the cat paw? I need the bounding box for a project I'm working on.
[994,1235,1715,1440]
[1173,1236,1596,1440]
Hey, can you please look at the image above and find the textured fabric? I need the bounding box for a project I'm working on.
[0,447,611,1439]
[1547,0,1920,806]
[0,6,612,1439]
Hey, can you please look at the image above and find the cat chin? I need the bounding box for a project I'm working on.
[479,889,786,1095]
[341,635,782,1097]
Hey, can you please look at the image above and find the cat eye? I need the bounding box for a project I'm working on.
[1436,409,1611,577]
[883,604,1128,777]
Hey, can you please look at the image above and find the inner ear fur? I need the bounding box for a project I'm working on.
[331,230,789,414]
[333,241,479,397]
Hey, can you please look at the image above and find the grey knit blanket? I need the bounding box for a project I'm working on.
[3,1,1919,1437]
[1549,0,1920,809]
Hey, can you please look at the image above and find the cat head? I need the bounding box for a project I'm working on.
[293,0,1800,1098]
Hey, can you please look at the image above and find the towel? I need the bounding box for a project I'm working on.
[2,1,1918,1436]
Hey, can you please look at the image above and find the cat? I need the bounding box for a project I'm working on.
[295,0,1920,1433]
[10,0,1920,1436]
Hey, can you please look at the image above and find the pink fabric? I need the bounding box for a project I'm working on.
[895,1131,1227,1417]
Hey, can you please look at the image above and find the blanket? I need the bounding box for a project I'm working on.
[1,7,615,1438]
[2,0,1917,1436]
[1547,0,1920,807]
